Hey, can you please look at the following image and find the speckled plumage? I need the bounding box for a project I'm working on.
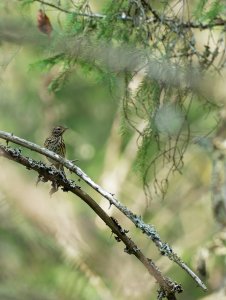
[44,126,68,171]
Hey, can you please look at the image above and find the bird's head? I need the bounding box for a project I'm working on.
[52,125,68,137]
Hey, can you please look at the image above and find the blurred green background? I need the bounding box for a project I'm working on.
[0,1,225,300]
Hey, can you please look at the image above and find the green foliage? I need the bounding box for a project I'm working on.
[193,0,225,21]
[136,77,161,119]
[48,69,70,92]
[29,54,66,72]
[102,0,127,19]
[204,1,225,21]
[64,13,88,35]
[134,128,154,177]
[193,0,209,19]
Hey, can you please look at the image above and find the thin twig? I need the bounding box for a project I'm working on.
[142,0,226,29]
[32,0,130,20]
[0,143,182,298]
[32,0,226,29]
[0,130,207,291]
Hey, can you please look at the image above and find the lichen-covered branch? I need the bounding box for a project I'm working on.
[0,130,207,291]
[0,143,182,299]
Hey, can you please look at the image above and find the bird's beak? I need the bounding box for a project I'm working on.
[63,127,69,132]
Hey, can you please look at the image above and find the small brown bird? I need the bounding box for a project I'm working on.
[44,125,68,171]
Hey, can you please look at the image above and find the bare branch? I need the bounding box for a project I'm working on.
[32,0,226,29]
[33,0,72,14]
[32,0,129,20]
[0,130,207,291]
[0,143,182,298]
[142,0,226,29]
